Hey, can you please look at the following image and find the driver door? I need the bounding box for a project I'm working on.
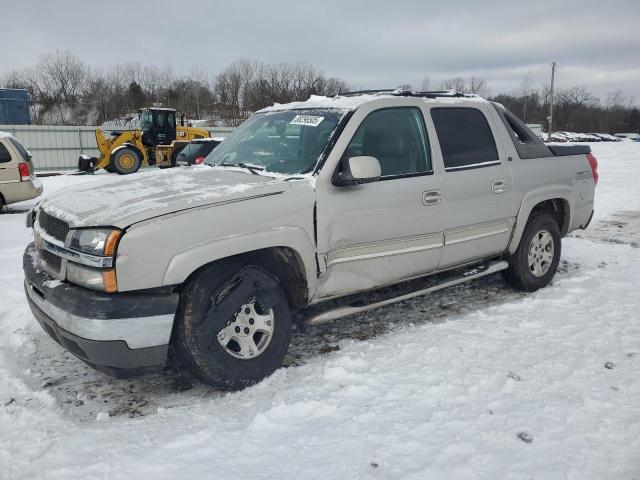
[314,105,445,299]
[153,110,177,145]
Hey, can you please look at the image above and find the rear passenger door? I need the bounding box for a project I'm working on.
[0,140,17,186]
[429,105,518,269]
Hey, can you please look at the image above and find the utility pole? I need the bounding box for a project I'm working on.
[548,61,557,134]
[196,89,200,119]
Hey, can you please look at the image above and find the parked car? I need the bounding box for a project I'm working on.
[23,92,597,389]
[175,137,223,166]
[603,134,623,141]
[547,133,568,142]
[614,133,640,141]
[557,131,581,142]
[0,132,42,211]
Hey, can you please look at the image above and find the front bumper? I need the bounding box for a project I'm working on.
[23,243,179,378]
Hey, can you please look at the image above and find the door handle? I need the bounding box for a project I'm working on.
[492,181,507,194]
[422,190,441,206]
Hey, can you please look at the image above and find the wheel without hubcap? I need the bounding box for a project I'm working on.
[111,147,141,175]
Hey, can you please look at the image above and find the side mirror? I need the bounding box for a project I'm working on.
[334,156,381,186]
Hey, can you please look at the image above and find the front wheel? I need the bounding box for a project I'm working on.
[111,147,141,175]
[173,259,292,390]
[503,214,561,291]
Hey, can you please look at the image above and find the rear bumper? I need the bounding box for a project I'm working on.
[23,243,179,377]
[580,209,595,230]
[1,178,42,204]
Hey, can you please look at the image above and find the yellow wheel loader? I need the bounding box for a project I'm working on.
[78,107,209,175]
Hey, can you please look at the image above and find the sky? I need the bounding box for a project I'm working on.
[1,0,639,103]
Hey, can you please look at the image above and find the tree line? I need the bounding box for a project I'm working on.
[0,52,349,126]
[2,51,638,133]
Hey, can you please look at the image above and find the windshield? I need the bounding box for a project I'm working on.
[205,109,346,174]
[140,110,152,131]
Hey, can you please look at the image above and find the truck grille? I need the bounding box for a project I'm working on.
[40,249,62,273]
[38,210,69,242]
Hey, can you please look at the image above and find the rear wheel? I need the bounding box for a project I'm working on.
[111,147,141,175]
[173,259,292,390]
[503,214,561,291]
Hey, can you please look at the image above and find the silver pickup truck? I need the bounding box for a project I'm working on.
[23,91,597,389]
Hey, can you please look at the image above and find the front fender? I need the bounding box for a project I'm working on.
[508,185,573,254]
[162,227,318,299]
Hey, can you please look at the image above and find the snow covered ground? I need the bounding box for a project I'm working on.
[1,142,640,479]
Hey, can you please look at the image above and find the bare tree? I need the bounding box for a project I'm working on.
[438,76,489,96]
[7,51,634,132]
[419,76,431,91]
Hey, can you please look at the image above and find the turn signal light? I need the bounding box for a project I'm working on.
[103,270,118,293]
[104,230,122,256]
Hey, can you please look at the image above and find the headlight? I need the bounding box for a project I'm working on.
[66,228,121,292]
[69,229,121,257]
[66,263,118,293]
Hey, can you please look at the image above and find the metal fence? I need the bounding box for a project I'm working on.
[0,124,235,171]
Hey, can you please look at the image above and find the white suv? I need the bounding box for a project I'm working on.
[23,91,597,389]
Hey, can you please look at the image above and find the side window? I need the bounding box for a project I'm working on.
[343,107,431,178]
[494,105,553,159]
[431,107,499,171]
[178,144,192,158]
[9,138,30,161]
[0,142,13,163]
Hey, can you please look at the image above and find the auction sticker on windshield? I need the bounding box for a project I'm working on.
[290,115,324,127]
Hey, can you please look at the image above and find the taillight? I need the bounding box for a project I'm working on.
[194,156,205,165]
[586,153,599,185]
[18,162,30,181]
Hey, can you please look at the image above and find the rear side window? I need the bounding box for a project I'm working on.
[431,108,499,171]
[177,144,193,158]
[9,138,30,161]
[0,142,12,163]
[343,107,431,178]
[193,142,217,157]
[492,104,553,159]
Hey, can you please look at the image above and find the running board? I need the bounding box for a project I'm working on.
[304,260,509,326]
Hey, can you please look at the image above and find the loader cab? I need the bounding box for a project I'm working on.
[139,108,177,147]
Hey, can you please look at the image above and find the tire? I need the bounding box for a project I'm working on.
[503,213,561,292]
[0,194,5,213]
[173,259,292,390]
[105,163,115,173]
[111,147,141,175]
[172,145,186,166]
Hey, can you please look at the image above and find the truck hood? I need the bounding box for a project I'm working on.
[39,167,292,228]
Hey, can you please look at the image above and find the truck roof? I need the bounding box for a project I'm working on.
[258,90,488,114]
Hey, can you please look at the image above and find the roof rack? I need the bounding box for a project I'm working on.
[336,89,475,99]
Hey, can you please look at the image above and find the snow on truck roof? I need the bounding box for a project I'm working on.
[258,90,487,113]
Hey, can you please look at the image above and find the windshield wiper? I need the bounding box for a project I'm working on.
[218,162,264,175]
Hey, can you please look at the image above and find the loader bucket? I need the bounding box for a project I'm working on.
[78,155,99,174]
